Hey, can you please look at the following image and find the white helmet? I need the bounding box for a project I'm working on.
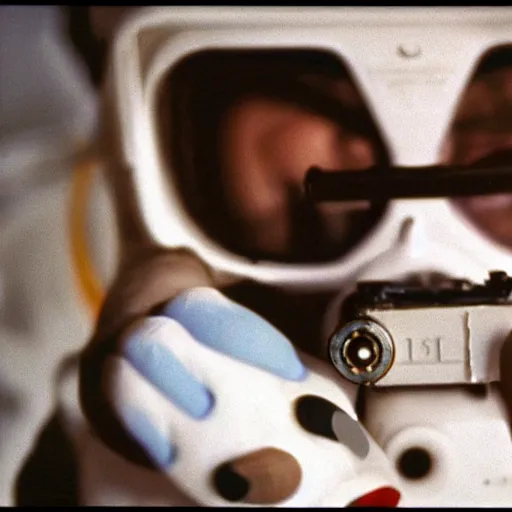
[84,6,512,297]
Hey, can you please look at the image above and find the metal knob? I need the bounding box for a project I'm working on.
[329,318,395,385]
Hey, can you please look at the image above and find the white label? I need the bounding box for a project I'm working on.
[369,304,512,386]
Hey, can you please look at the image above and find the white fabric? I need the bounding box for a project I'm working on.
[58,320,399,507]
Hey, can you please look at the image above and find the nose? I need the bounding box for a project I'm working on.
[348,486,401,507]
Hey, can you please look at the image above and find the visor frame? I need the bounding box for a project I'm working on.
[104,7,512,290]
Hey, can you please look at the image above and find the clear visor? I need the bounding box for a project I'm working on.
[155,44,512,260]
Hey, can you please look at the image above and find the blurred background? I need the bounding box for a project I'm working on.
[0,5,117,505]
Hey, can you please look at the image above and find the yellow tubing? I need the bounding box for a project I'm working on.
[69,158,106,319]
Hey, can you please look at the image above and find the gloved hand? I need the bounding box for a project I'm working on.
[79,250,400,507]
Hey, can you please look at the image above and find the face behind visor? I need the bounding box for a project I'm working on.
[155,49,388,265]
[76,7,512,310]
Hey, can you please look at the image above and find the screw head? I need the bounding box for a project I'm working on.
[398,43,422,59]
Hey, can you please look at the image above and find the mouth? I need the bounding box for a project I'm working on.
[348,486,401,507]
